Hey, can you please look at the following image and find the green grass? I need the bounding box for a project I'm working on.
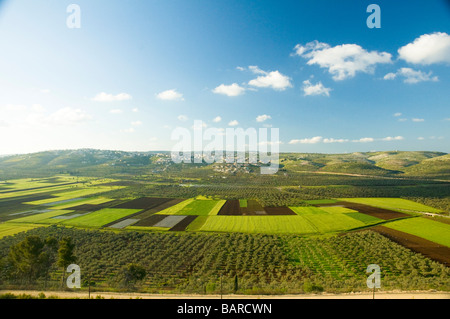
[303,199,338,205]
[25,187,122,205]
[384,217,450,247]
[60,208,141,228]
[0,223,43,239]
[173,200,224,216]
[6,210,74,224]
[208,200,226,216]
[316,206,357,214]
[344,212,383,224]
[339,197,442,213]
[157,198,194,215]
[193,216,319,234]
[289,206,328,215]
[239,199,247,207]
[49,197,113,209]
[300,214,367,233]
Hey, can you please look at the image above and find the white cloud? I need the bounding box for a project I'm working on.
[302,80,331,96]
[47,107,93,126]
[289,136,323,144]
[398,118,408,122]
[131,121,142,126]
[384,73,397,80]
[393,112,402,117]
[236,66,245,71]
[384,68,438,84]
[177,115,188,122]
[323,138,349,143]
[353,137,374,143]
[212,116,222,123]
[110,109,123,114]
[294,40,392,80]
[213,83,246,97]
[156,89,184,101]
[382,136,404,141]
[228,120,239,126]
[256,114,272,122]
[132,108,139,113]
[398,32,450,65]
[417,137,425,140]
[31,104,45,113]
[93,92,132,102]
[248,69,292,91]
[412,118,425,122]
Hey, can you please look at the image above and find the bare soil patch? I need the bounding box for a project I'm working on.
[113,197,174,210]
[132,199,185,220]
[372,226,450,266]
[218,200,241,215]
[169,215,198,231]
[264,207,296,215]
[133,214,167,227]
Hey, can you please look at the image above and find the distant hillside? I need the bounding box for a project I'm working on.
[0,149,448,179]
[280,151,448,178]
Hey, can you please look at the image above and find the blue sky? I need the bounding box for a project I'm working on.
[0,0,449,154]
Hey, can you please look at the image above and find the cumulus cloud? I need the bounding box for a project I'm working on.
[382,136,404,141]
[323,138,349,143]
[212,116,222,123]
[248,67,292,91]
[92,92,132,102]
[289,136,323,144]
[228,120,239,126]
[156,89,184,101]
[294,40,392,80]
[412,118,425,122]
[256,114,272,122]
[384,68,438,84]
[213,83,246,97]
[353,137,375,143]
[393,112,402,117]
[398,32,450,65]
[302,80,331,96]
[46,107,93,126]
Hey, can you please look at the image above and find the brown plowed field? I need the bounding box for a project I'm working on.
[218,200,241,215]
[264,207,297,215]
[316,201,409,220]
[240,199,266,215]
[132,199,185,220]
[112,197,174,209]
[169,215,198,231]
[372,226,450,266]
[133,214,167,227]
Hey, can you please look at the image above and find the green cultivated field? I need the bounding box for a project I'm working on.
[5,210,73,224]
[0,223,43,239]
[384,217,450,247]
[339,197,442,213]
[159,199,225,216]
[60,208,141,228]
[189,216,319,234]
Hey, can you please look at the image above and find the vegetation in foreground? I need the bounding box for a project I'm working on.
[0,226,448,294]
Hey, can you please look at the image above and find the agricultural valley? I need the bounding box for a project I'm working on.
[0,149,449,296]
